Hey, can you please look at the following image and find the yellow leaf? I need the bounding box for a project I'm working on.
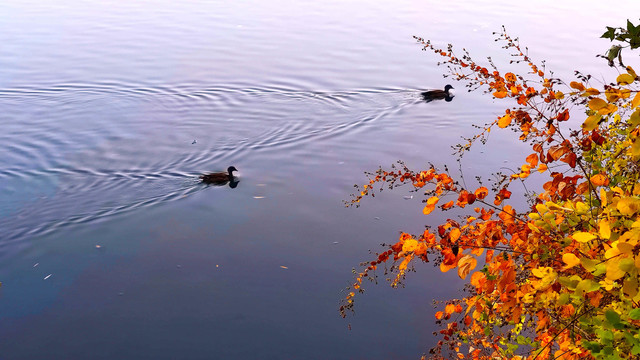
[588,98,607,111]
[398,256,412,271]
[606,259,626,281]
[402,238,418,252]
[423,196,439,215]
[555,91,564,99]
[627,66,638,78]
[630,109,640,127]
[632,92,640,109]
[617,242,634,255]
[584,88,600,96]
[531,267,557,290]
[623,276,639,299]
[632,139,640,157]
[457,255,477,279]
[582,114,601,131]
[605,245,621,259]
[617,197,640,216]
[605,88,621,102]
[598,103,618,115]
[562,253,581,270]
[617,73,635,85]
[498,114,512,128]
[573,232,596,243]
[599,220,611,239]
[537,163,548,173]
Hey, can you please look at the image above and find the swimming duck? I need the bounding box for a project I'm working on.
[200,166,238,185]
[421,84,455,102]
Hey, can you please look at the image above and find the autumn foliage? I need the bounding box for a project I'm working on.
[342,26,640,359]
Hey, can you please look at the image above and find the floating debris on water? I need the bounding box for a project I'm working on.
[253,196,265,199]
[403,195,413,200]
[280,266,288,269]
[33,263,39,268]
[43,274,52,280]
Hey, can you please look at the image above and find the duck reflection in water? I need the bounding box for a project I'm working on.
[200,166,240,188]
[421,84,455,103]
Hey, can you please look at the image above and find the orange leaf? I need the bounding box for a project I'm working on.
[537,163,548,173]
[423,196,439,215]
[441,200,455,210]
[498,114,512,128]
[470,271,486,289]
[526,153,539,167]
[474,187,489,200]
[450,228,461,242]
[445,303,456,316]
[570,81,585,91]
[435,311,444,320]
[493,90,508,99]
[457,255,477,280]
[590,174,609,187]
[548,145,568,160]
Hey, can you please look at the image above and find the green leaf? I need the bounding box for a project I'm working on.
[630,308,640,320]
[605,309,621,325]
[602,27,616,40]
[607,46,622,62]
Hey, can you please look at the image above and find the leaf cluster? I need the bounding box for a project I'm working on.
[342,24,640,360]
[600,19,640,67]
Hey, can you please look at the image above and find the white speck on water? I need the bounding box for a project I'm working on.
[333,241,339,244]
[33,263,39,268]
[43,274,52,280]
[374,217,380,220]
[403,195,413,200]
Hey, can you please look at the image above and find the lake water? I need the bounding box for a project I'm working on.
[0,1,637,358]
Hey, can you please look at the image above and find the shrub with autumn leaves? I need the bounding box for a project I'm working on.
[341,25,640,360]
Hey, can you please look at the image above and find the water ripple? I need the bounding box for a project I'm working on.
[0,81,428,255]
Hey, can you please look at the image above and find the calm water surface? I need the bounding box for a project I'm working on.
[0,1,638,358]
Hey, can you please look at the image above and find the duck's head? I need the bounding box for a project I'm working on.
[227,166,238,174]
[444,84,454,92]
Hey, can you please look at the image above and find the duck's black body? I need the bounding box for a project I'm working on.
[421,84,454,102]
[200,166,238,185]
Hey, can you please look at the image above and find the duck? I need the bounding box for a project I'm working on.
[200,166,238,185]
[421,84,455,102]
